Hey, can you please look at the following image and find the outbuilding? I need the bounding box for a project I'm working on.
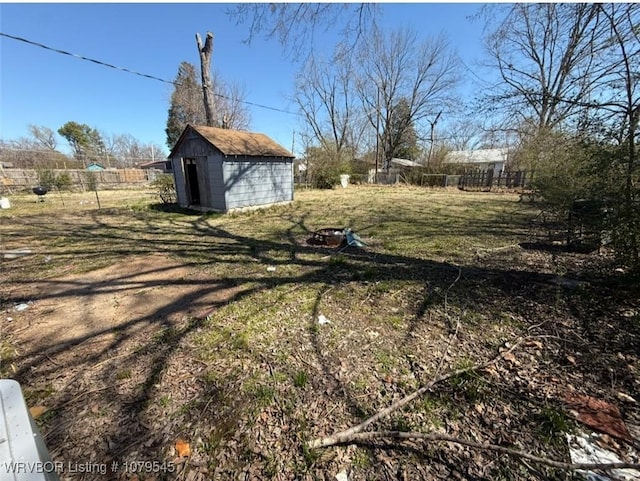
[86,162,105,172]
[444,148,510,176]
[169,124,295,212]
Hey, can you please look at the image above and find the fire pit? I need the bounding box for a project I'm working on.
[32,186,48,202]
[307,228,346,247]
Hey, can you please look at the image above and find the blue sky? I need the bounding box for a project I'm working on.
[0,3,490,158]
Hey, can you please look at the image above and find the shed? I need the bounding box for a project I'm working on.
[444,148,509,175]
[139,160,173,173]
[86,162,105,172]
[169,125,295,212]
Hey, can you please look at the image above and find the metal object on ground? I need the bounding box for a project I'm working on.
[307,228,346,247]
[32,187,48,202]
[307,228,368,248]
[567,199,609,253]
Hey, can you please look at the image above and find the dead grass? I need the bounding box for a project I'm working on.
[1,185,638,480]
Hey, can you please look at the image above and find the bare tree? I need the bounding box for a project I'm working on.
[28,125,57,151]
[356,27,460,170]
[587,4,639,158]
[293,49,363,160]
[226,3,379,60]
[212,72,252,130]
[588,3,640,263]
[113,133,145,167]
[0,138,72,169]
[484,3,640,264]
[442,118,483,151]
[483,3,602,131]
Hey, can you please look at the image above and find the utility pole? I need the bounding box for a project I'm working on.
[427,111,442,168]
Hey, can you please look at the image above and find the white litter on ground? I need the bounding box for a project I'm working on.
[14,303,30,312]
[566,430,640,481]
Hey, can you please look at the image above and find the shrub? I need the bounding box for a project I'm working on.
[152,174,176,203]
[36,170,74,191]
[83,171,98,191]
[517,129,640,267]
[53,172,72,191]
[36,170,56,189]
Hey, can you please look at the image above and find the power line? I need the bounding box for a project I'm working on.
[0,31,299,116]
[1,32,174,85]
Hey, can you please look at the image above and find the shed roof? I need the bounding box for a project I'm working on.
[87,162,105,171]
[445,148,509,164]
[171,124,295,159]
[390,158,422,168]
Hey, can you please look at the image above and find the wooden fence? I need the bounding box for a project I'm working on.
[0,168,162,193]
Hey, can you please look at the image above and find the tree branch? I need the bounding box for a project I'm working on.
[308,338,526,449]
[333,431,640,473]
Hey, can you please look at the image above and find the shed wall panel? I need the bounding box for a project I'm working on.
[206,156,227,211]
[223,161,293,210]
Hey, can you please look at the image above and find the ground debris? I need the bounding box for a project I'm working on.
[564,394,633,442]
[2,189,639,480]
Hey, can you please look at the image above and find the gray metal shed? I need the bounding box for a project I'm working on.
[169,125,295,212]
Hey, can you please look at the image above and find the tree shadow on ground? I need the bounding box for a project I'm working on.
[2,205,638,480]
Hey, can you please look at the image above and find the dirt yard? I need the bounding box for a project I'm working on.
[5,252,241,479]
[1,186,639,480]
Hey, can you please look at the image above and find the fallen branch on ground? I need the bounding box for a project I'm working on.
[308,336,640,474]
[335,431,640,472]
[308,338,525,449]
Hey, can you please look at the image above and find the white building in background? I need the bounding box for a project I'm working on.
[444,148,510,175]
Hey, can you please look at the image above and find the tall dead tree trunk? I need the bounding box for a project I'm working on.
[196,32,215,127]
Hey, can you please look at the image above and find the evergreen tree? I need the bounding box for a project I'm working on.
[385,98,421,161]
[58,121,105,165]
[165,62,206,149]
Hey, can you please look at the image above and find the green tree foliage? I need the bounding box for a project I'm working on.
[36,170,73,191]
[53,172,72,191]
[165,62,251,149]
[515,129,594,209]
[385,98,421,161]
[165,62,206,149]
[57,121,104,164]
